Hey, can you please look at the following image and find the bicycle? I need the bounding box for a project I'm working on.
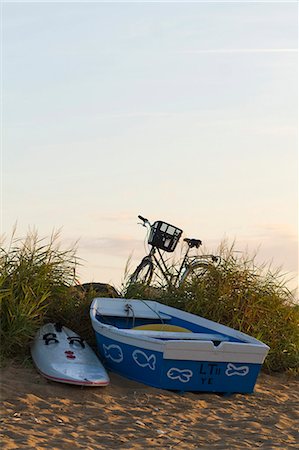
[130,215,220,288]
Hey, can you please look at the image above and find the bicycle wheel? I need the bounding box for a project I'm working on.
[180,262,212,286]
[130,258,154,285]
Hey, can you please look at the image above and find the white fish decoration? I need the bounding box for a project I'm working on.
[225,363,249,377]
[103,344,123,363]
[167,368,193,383]
[132,350,156,370]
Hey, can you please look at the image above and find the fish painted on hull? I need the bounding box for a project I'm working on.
[132,350,156,370]
[90,297,270,393]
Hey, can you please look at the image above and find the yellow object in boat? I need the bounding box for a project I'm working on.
[132,324,191,332]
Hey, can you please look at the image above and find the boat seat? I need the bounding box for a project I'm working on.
[132,324,191,332]
[96,308,172,321]
[120,329,230,341]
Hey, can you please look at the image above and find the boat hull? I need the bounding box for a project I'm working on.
[90,298,269,393]
[95,333,261,393]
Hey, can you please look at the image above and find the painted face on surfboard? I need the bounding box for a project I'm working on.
[31,323,110,386]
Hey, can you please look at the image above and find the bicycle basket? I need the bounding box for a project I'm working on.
[148,221,183,252]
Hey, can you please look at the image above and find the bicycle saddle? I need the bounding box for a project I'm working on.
[184,238,202,248]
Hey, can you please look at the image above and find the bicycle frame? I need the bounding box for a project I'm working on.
[145,246,182,287]
[132,215,219,288]
[143,243,210,288]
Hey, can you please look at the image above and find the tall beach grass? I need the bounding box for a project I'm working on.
[1,229,298,374]
[0,229,79,357]
[125,241,299,373]
[0,230,120,360]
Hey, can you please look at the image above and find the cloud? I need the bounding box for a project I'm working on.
[215,224,298,290]
[249,223,298,242]
[78,236,144,258]
[90,212,135,222]
[180,48,297,54]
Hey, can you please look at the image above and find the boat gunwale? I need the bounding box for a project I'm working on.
[90,297,269,350]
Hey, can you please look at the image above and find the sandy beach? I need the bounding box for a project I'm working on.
[0,362,298,449]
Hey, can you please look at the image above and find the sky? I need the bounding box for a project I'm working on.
[1,1,298,293]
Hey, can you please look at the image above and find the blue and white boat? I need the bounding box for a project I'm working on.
[90,297,269,394]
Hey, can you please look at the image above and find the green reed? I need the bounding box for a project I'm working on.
[125,241,299,373]
[1,228,297,373]
[0,229,79,357]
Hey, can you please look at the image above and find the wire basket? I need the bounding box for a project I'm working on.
[148,221,183,252]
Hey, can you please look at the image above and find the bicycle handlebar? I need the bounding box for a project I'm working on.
[138,215,149,224]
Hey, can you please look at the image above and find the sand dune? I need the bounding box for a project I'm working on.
[1,362,298,449]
